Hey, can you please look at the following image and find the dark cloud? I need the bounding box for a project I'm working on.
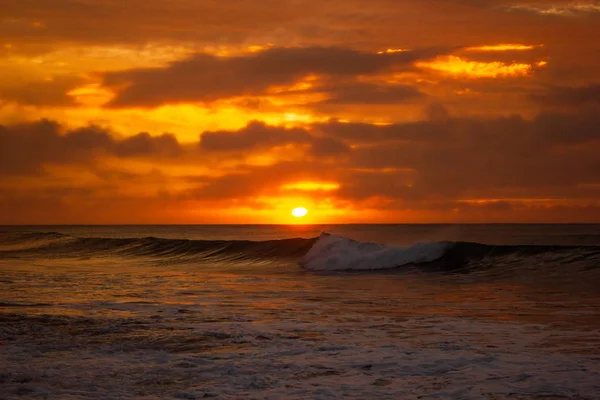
[423,103,449,120]
[200,121,312,152]
[179,160,342,201]
[1,0,599,115]
[102,46,435,107]
[156,109,600,207]
[2,0,594,47]
[1,108,600,221]
[115,132,181,157]
[309,136,351,157]
[0,1,450,52]
[0,120,181,175]
[314,119,447,144]
[199,120,349,158]
[0,0,311,51]
[1,0,600,223]
[534,109,600,144]
[0,119,350,178]
[318,82,424,105]
[0,76,82,106]
[532,84,600,106]
[333,110,600,201]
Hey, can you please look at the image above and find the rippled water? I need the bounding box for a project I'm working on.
[1,225,599,399]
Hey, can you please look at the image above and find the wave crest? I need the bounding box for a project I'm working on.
[0,231,316,264]
[2,230,599,277]
[301,233,450,271]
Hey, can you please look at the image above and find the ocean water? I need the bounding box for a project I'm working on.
[1,224,599,399]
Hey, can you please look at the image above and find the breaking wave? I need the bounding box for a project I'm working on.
[1,231,599,275]
[301,233,449,270]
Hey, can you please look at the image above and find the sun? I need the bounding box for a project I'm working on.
[291,207,308,218]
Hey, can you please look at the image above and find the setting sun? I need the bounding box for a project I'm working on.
[291,207,308,218]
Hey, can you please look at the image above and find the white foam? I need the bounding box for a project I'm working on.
[301,232,449,271]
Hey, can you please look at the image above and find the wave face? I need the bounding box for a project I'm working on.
[302,233,600,278]
[2,230,600,278]
[301,233,450,271]
[0,231,316,265]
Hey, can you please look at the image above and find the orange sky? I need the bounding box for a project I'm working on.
[1,0,600,224]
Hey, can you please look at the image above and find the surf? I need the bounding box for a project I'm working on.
[300,233,600,277]
[1,230,599,277]
[301,232,450,271]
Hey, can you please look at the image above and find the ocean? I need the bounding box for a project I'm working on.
[1,224,599,399]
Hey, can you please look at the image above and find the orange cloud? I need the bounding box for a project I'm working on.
[466,44,537,52]
[99,46,437,107]
[1,0,600,224]
[281,182,340,191]
[416,55,536,78]
[508,4,600,16]
[377,48,409,54]
[67,84,115,106]
[2,110,600,223]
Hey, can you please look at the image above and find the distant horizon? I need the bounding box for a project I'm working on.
[3,222,600,227]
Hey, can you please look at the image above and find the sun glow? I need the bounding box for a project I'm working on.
[291,207,308,218]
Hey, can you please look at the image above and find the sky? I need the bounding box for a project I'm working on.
[1,0,600,224]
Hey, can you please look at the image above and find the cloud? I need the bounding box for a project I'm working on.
[310,136,351,156]
[0,76,83,106]
[200,120,349,157]
[0,0,599,224]
[416,55,536,78]
[1,0,598,117]
[314,118,446,144]
[0,0,315,51]
[177,160,343,201]
[531,84,600,106]
[317,82,424,105]
[0,119,350,178]
[0,119,180,175]
[506,3,600,16]
[465,44,537,52]
[199,121,312,152]
[2,107,600,222]
[102,46,434,107]
[164,109,600,207]
[0,0,511,55]
[203,108,593,210]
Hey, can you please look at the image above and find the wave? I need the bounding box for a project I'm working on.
[1,231,599,275]
[0,231,316,264]
[301,233,449,271]
[302,233,600,275]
